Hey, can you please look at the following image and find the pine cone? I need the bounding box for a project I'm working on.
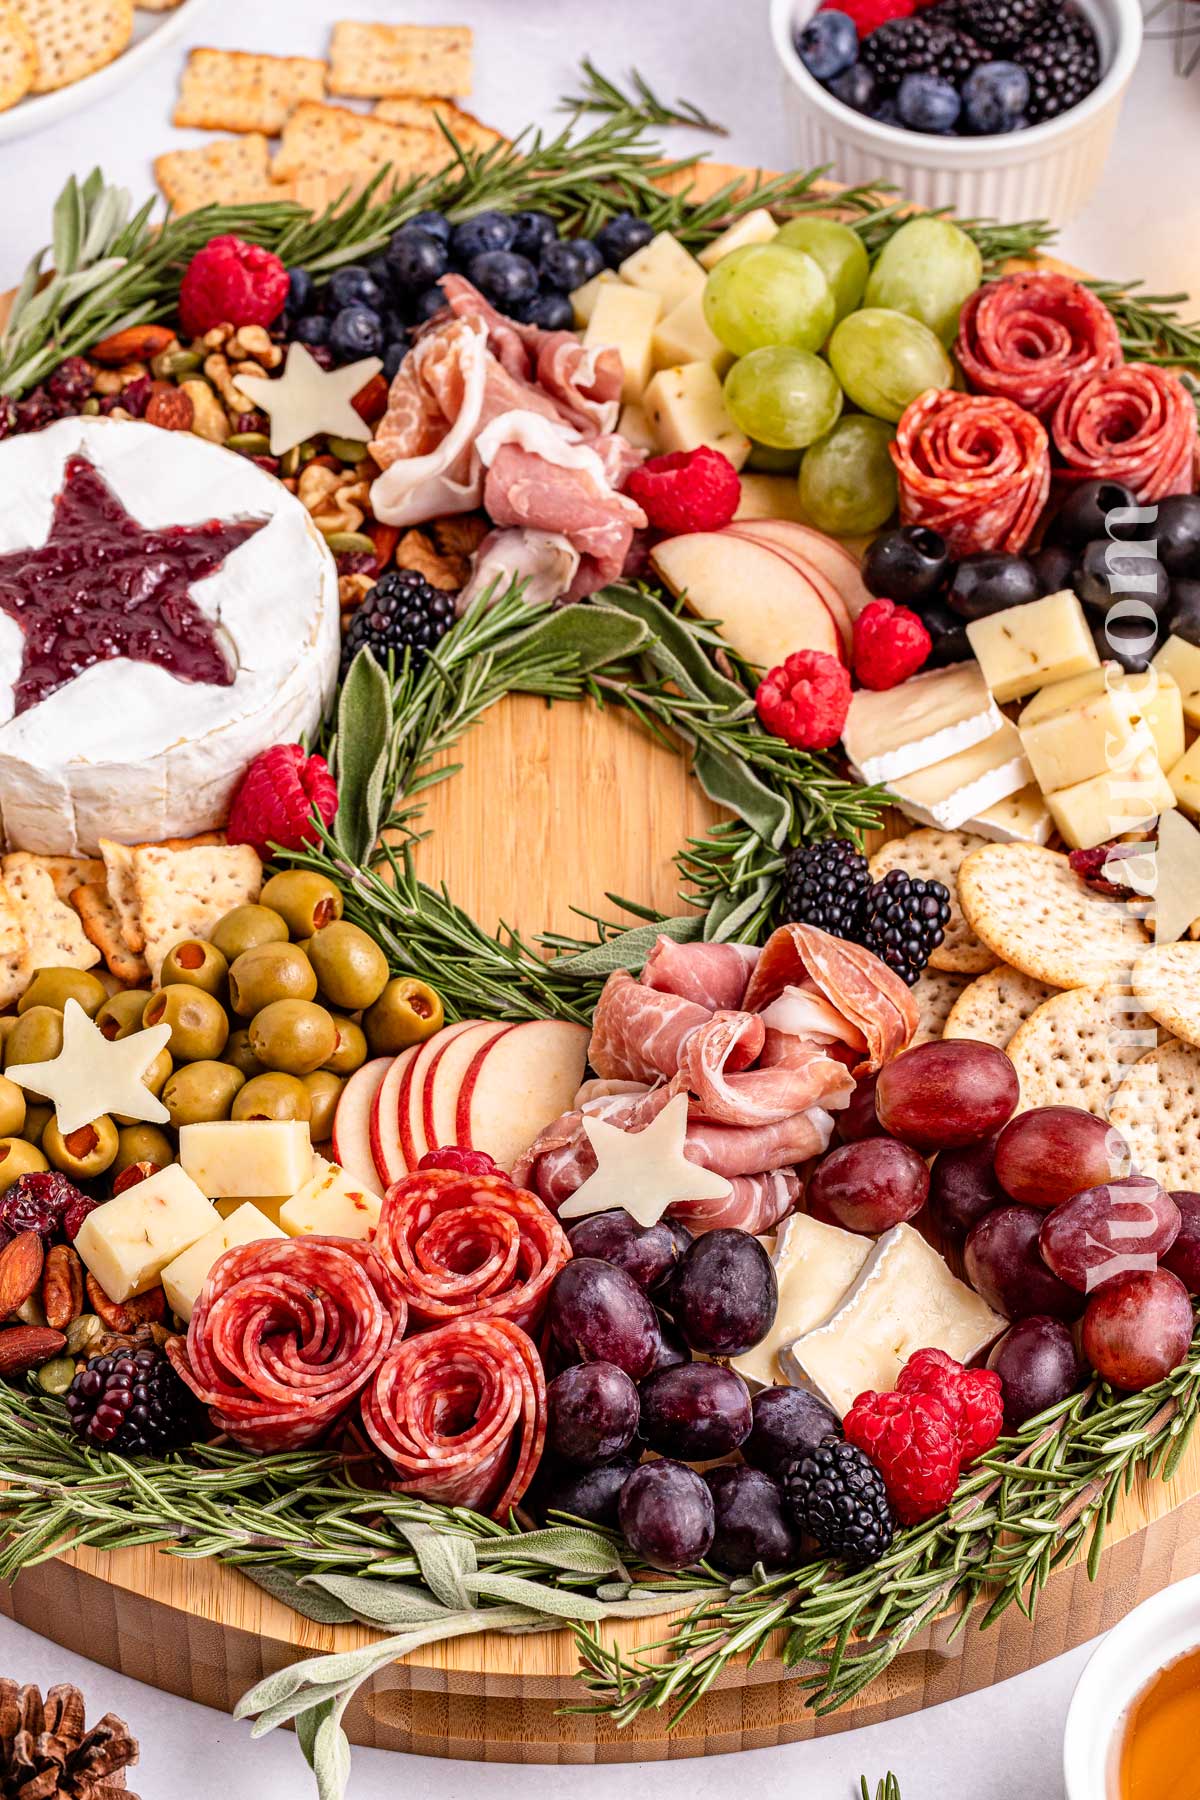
[0,1680,140,1799]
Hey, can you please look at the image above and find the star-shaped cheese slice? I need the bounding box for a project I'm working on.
[236,341,384,456]
[557,1092,731,1229]
[1154,807,1200,945]
[9,999,172,1135]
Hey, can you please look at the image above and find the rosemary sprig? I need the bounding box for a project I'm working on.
[861,1778,901,1800]
[560,58,729,134]
[1085,277,1200,374]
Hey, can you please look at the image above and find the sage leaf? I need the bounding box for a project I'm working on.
[51,179,82,276]
[496,603,649,678]
[692,742,789,848]
[397,1521,476,1609]
[307,1704,352,1800]
[242,1564,357,1625]
[602,586,752,711]
[466,1572,613,1620]
[475,1525,628,1575]
[550,913,702,979]
[332,649,392,863]
[305,1572,452,1628]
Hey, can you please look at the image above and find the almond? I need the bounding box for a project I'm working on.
[145,381,194,432]
[42,1244,84,1332]
[90,324,177,366]
[0,1326,66,1376]
[0,1233,45,1319]
[85,1273,134,1333]
[351,370,389,425]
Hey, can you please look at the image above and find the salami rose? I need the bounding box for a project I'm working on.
[374,1167,571,1333]
[955,274,1123,419]
[362,1315,546,1517]
[168,1237,406,1452]
[891,389,1051,557]
[1051,364,1198,503]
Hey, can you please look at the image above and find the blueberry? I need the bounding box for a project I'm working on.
[962,61,1030,135]
[407,208,451,244]
[570,238,605,283]
[539,239,590,292]
[450,210,516,262]
[287,268,313,312]
[412,283,449,324]
[366,252,393,291]
[897,73,961,133]
[596,211,655,268]
[873,97,900,125]
[827,62,877,115]
[796,9,858,81]
[510,209,558,259]
[328,305,383,362]
[383,341,408,382]
[328,265,385,311]
[386,227,449,294]
[468,248,539,310]
[523,289,576,330]
[293,313,330,347]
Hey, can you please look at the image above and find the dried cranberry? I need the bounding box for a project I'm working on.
[120,376,153,419]
[234,410,268,434]
[0,396,18,440]
[335,551,378,577]
[15,390,60,433]
[0,1171,88,1242]
[307,344,334,370]
[47,357,95,406]
[248,454,281,475]
[1069,838,1152,900]
[97,394,123,416]
[63,1192,100,1241]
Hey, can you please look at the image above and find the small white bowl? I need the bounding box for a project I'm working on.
[769,0,1143,223]
[1063,1571,1200,1797]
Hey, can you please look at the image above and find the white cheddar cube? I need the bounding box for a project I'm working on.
[843,662,1003,785]
[1154,635,1200,729]
[734,473,806,523]
[215,1195,289,1226]
[617,401,657,451]
[179,1121,313,1201]
[651,288,732,375]
[1019,689,1144,794]
[1122,669,1184,772]
[643,362,750,468]
[75,1165,220,1303]
[1018,664,1109,725]
[967,784,1053,845]
[161,1203,285,1324]
[783,1223,1005,1417]
[618,231,706,312]
[1048,742,1177,849]
[279,1158,382,1241]
[967,591,1100,703]
[697,208,779,270]
[731,1214,870,1390]
[583,283,662,403]
[1170,736,1200,816]
[569,269,620,328]
[886,721,1031,831]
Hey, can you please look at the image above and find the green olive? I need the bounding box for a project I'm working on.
[210,903,289,963]
[232,1072,312,1123]
[20,1102,52,1147]
[142,986,230,1062]
[301,1070,343,1141]
[307,922,389,1012]
[260,870,344,940]
[0,1074,25,1138]
[228,942,318,1016]
[323,1016,368,1076]
[249,1000,337,1076]
[0,1018,17,1059]
[0,1138,47,1192]
[223,1027,265,1080]
[114,1123,175,1176]
[5,1006,63,1068]
[96,989,153,1041]
[159,938,230,998]
[113,1044,173,1126]
[364,978,444,1054]
[19,968,109,1017]
[43,1114,118,1179]
[162,1060,246,1127]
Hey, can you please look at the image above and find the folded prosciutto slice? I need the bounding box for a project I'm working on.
[742,923,919,1071]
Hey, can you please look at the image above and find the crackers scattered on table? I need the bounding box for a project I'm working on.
[1109,1040,1200,1191]
[174,48,327,135]
[910,969,972,1047]
[14,0,133,94]
[154,134,277,213]
[942,965,1055,1050]
[958,844,1147,991]
[272,100,453,182]
[870,830,996,976]
[1005,985,1158,1115]
[328,21,472,98]
[374,94,503,153]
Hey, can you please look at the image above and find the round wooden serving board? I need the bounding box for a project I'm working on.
[2,164,1197,1761]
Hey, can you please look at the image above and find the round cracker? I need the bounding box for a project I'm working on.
[909,967,972,1047]
[1131,940,1200,1051]
[1109,1039,1200,1190]
[16,0,133,92]
[1005,985,1159,1115]
[869,829,996,975]
[0,5,34,109]
[942,965,1057,1049]
[957,844,1148,990]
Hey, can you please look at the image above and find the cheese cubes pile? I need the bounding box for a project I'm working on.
[72,1121,381,1323]
[573,211,780,471]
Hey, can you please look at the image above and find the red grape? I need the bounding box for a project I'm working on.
[837,1070,886,1142]
[1162,1191,1200,1293]
[567,1210,692,1290]
[987,1315,1085,1429]
[743,1386,841,1478]
[647,1310,691,1372]
[1039,1176,1180,1294]
[546,1362,640,1466]
[669,1229,777,1356]
[547,1258,659,1379]
[875,1041,1018,1150]
[704,1465,804,1573]
[964,1204,1084,1321]
[638,1362,752,1459]
[993,1106,1130,1210]
[1081,1267,1194,1390]
[533,1452,640,1527]
[928,1134,1006,1251]
[806,1138,929,1234]
[618,1459,714,1570]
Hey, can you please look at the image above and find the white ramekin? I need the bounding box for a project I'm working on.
[769,0,1143,223]
[1063,1571,1200,1797]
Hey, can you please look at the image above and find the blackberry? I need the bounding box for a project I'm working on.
[1019,12,1100,122]
[957,0,1048,47]
[778,837,870,938]
[340,568,457,676]
[926,23,984,84]
[65,1348,205,1456]
[783,1440,895,1566]
[859,19,938,88]
[856,867,951,985]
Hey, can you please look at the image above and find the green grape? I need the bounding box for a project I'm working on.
[702,244,836,358]
[776,218,869,324]
[799,416,898,537]
[723,347,843,450]
[747,440,802,473]
[864,217,983,346]
[827,308,954,422]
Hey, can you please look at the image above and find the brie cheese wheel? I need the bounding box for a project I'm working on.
[0,417,339,853]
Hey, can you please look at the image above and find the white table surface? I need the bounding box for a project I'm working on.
[0,0,1193,1792]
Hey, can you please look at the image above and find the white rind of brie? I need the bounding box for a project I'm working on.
[0,418,340,853]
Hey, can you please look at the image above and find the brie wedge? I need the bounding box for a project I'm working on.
[731,1212,871,1389]
[842,663,1003,784]
[883,720,1032,831]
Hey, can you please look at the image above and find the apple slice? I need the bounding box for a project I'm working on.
[333,1056,392,1198]
[726,524,853,656]
[397,1020,479,1172]
[423,1020,514,1154]
[457,1019,589,1172]
[650,531,843,669]
[370,1044,421,1188]
[741,518,875,619]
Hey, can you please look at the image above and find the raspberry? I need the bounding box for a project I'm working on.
[227,743,339,862]
[418,1147,498,1177]
[822,0,916,32]
[756,649,851,751]
[898,1349,1003,1467]
[853,598,932,691]
[844,1388,960,1525]
[178,235,290,340]
[624,447,741,535]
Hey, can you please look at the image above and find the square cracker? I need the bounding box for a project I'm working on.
[154,134,277,214]
[71,883,150,987]
[174,48,327,135]
[133,843,262,983]
[3,860,99,973]
[870,830,996,976]
[0,6,35,112]
[373,95,503,154]
[957,844,1148,991]
[271,101,447,181]
[0,885,30,1008]
[2,851,103,908]
[136,0,184,9]
[328,22,472,98]
[15,0,133,93]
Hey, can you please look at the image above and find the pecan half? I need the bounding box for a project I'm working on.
[0,1232,44,1319]
[0,1326,65,1376]
[84,1273,134,1333]
[42,1244,84,1332]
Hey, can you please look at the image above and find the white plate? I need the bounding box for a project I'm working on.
[0,0,211,146]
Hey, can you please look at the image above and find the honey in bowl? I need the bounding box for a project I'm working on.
[1117,1645,1200,1798]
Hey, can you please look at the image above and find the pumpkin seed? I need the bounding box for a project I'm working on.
[227,431,272,455]
[37,1356,76,1396]
[66,1313,102,1356]
[151,347,202,380]
[324,531,377,556]
[326,435,369,463]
